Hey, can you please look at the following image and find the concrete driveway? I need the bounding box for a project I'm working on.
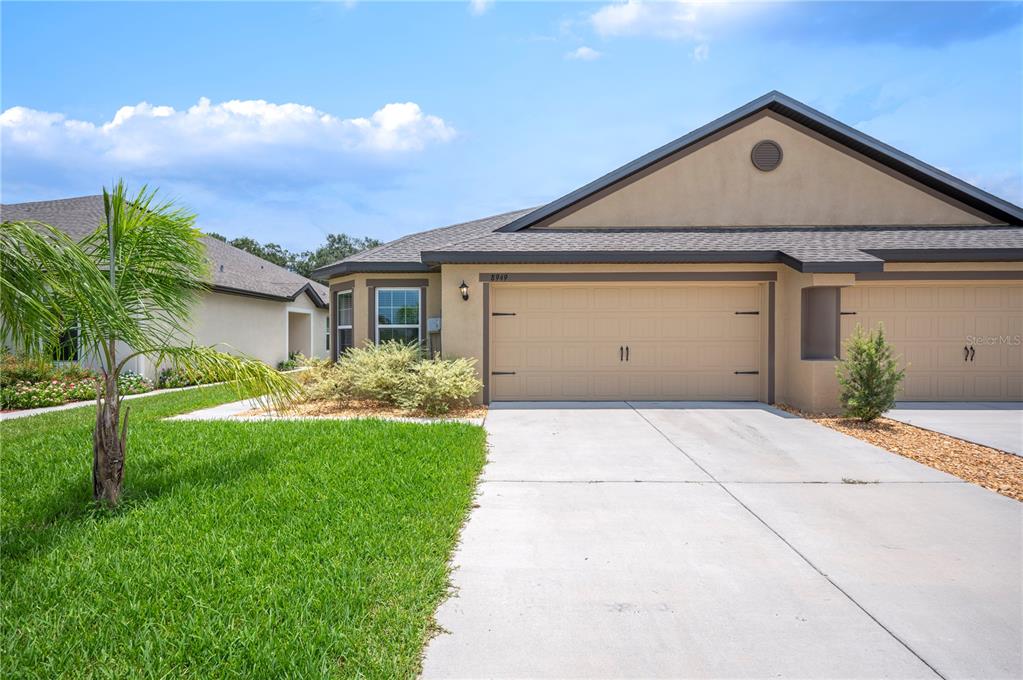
[888,402,1023,456]
[421,403,1022,679]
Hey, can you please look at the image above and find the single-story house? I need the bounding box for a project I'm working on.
[313,91,1023,411]
[1,195,329,378]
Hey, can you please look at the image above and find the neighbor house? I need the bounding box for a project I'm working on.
[313,92,1023,411]
[1,195,329,377]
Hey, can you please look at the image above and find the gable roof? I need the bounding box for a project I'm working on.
[312,208,536,278]
[497,90,1023,231]
[1,195,328,308]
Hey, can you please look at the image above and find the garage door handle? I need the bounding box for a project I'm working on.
[964,345,969,362]
[626,346,630,362]
[491,371,516,376]
[734,370,759,375]
[619,346,624,362]
[491,312,516,316]
[969,346,975,362]
[734,311,759,315]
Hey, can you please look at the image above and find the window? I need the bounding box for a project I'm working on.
[52,325,79,362]
[376,288,420,345]
[336,290,354,352]
[325,315,330,352]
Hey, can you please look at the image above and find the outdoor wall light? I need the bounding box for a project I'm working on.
[459,280,469,301]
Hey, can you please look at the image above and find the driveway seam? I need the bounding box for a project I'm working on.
[625,401,947,680]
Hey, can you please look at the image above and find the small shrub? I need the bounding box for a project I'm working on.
[341,341,421,403]
[836,324,906,422]
[1,353,60,387]
[396,357,483,415]
[118,371,155,395]
[277,352,305,371]
[297,342,482,414]
[0,368,155,410]
[158,366,219,389]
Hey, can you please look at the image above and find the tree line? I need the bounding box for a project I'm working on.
[206,232,383,282]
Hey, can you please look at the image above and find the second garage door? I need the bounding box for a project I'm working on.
[489,285,764,401]
[841,284,1023,400]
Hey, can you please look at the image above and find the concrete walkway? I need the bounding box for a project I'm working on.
[888,402,1023,455]
[422,402,1022,679]
[0,382,220,421]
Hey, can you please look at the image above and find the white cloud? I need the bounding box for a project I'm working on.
[566,46,602,61]
[591,0,702,40]
[692,43,710,62]
[468,0,492,16]
[1,98,456,193]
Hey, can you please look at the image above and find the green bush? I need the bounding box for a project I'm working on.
[157,366,219,389]
[0,367,154,410]
[397,357,483,415]
[300,342,483,414]
[0,353,59,387]
[836,324,906,422]
[277,352,305,371]
[341,341,422,403]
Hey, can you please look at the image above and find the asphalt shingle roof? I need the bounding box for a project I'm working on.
[1,196,327,306]
[314,206,1023,276]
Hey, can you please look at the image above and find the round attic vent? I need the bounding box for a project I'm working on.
[751,140,783,171]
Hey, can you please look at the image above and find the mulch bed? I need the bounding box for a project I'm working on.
[780,405,1023,502]
[239,399,488,421]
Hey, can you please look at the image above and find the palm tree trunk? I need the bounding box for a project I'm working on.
[92,373,128,505]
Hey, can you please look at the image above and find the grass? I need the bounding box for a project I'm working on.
[1,385,488,678]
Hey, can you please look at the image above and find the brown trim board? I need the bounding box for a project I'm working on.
[482,282,490,404]
[767,281,775,404]
[366,278,430,288]
[328,279,355,361]
[856,271,1023,281]
[478,271,778,283]
[367,285,376,344]
[420,286,428,353]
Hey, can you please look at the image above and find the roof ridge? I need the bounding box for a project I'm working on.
[1,194,102,209]
[497,91,1023,232]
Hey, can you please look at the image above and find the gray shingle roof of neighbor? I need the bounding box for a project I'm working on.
[1,195,328,307]
[312,90,1023,277]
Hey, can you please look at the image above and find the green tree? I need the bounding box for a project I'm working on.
[835,324,906,422]
[294,233,383,280]
[1,181,299,505]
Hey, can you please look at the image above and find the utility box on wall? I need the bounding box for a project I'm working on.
[427,317,442,333]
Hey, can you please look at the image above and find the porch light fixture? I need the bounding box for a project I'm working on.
[459,280,469,301]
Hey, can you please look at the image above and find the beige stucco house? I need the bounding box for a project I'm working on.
[315,91,1023,411]
[1,195,330,378]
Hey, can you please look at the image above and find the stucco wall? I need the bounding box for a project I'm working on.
[189,290,328,368]
[327,273,441,355]
[330,263,1020,408]
[546,112,993,228]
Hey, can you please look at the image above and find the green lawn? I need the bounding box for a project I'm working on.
[1,385,487,678]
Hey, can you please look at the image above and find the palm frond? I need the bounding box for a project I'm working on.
[151,344,301,411]
[80,181,209,351]
[0,220,127,359]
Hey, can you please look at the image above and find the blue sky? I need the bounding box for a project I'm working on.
[3,1,1021,249]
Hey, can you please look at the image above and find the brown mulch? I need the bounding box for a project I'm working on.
[779,405,1023,502]
[238,398,487,421]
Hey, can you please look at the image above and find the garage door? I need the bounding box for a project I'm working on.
[489,285,763,401]
[841,284,1023,401]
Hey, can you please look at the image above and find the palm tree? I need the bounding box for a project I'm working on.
[1,181,299,505]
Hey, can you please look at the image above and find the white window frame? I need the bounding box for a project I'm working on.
[375,287,421,345]
[336,290,354,352]
[325,314,331,352]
